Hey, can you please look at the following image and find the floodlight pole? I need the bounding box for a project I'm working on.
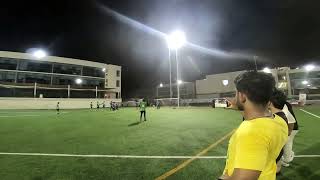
[176,49,180,107]
[169,49,172,99]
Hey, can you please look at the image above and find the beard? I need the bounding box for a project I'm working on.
[236,95,244,111]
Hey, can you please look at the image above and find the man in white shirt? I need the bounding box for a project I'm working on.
[281,102,299,167]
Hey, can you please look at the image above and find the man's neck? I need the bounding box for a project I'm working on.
[243,105,272,120]
[269,107,282,114]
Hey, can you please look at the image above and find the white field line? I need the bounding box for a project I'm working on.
[300,109,320,119]
[0,152,319,159]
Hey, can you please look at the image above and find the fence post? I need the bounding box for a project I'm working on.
[96,86,98,98]
[33,82,37,98]
[68,85,70,98]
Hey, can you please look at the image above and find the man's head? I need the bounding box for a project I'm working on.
[269,88,287,110]
[234,71,275,111]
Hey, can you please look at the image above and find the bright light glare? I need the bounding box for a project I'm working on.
[75,78,83,84]
[102,68,106,72]
[263,67,271,73]
[177,80,183,85]
[32,49,47,59]
[222,80,229,86]
[305,64,315,71]
[302,80,308,85]
[307,84,311,87]
[166,30,186,50]
[159,83,163,87]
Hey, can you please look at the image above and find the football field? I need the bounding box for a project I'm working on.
[0,106,319,180]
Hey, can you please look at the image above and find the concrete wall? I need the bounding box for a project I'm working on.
[0,98,122,109]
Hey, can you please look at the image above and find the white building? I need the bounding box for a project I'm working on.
[0,51,121,99]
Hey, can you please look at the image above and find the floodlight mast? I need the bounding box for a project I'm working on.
[166,30,186,107]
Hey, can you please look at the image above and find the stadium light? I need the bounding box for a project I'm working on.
[263,67,271,73]
[75,78,83,84]
[32,49,47,59]
[222,80,229,86]
[304,64,315,71]
[307,84,311,87]
[177,80,183,85]
[102,68,106,72]
[166,30,186,50]
[159,83,163,87]
[302,80,308,85]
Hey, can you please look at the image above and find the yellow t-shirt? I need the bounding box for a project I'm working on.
[224,115,288,180]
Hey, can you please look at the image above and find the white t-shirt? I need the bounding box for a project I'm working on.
[282,104,296,124]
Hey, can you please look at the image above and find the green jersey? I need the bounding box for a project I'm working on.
[139,101,147,111]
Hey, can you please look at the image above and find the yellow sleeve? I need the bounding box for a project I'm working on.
[234,129,269,171]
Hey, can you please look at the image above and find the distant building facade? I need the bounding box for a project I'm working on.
[196,67,320,99]
[156,66,320,100]
[0,51,121,99]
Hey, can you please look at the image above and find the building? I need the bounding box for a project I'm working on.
[156,82,195,99]
[196,71,244,99]
[277,67,320,99]
[196,66,320,100]
[0,51,121,99]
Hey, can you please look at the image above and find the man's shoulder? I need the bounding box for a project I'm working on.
[238,119,275,136]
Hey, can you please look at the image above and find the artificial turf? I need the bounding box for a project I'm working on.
[0,106,319,180]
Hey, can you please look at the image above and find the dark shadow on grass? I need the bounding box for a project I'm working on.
[128,122,141,126]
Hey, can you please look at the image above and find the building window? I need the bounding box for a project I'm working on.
[0,71,16,82]
[17,73,51,84]
[0,57,18,70]
[82,66,105,78]
[116,80,120,87]
[53,63,81,75]
[18,60,52,73]
[116,70,120,77]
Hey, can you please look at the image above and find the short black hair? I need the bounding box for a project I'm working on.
[270,88,287,109]
[234,71,275,106]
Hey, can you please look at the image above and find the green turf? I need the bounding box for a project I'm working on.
[0,106,319,180]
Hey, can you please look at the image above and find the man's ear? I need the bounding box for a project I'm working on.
[267,101,272,109]
[238,92,246,104]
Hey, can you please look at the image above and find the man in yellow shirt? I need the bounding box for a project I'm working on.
[219,71,288,180]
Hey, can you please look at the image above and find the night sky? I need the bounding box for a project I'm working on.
[1,0,320,98]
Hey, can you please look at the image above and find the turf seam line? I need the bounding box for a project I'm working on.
[0,115,41,117]
[0,153,319,158]
[154,129,236,180]
[300,109,320,119]
[0,153,226,159]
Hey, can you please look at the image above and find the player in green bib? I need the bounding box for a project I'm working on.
[139,99,147,122]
